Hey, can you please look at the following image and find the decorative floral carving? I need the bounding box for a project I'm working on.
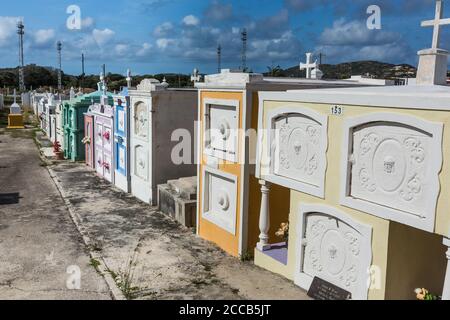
[279,150,290,170]
[308,249,323,272]
[340,264,358,287]
[400,174,422,201]
[360,133,380,156]
[359,168,376,192]
[345,233,360,256]
[310,221,326,239]
[404,138,425,164]
[306,125,320,145]
[306,155,318,176]
[279,123,291,144]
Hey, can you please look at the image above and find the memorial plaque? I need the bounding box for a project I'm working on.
[307,277,352,300]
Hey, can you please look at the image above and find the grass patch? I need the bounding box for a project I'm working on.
[89,258,101,272]
[110,250,141,300]
[239,251,254,262]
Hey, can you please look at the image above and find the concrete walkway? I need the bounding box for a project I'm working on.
[49,161,309,300]
[0,128,111,300]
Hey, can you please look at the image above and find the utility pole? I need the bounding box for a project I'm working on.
[241,28,247,72]
[17,21,25,91]
[217,44,222,73]
[318,52,326,66]
[57,41,62,91]
[81,53,85,91]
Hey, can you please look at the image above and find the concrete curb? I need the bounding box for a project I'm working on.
[45,164,126,301]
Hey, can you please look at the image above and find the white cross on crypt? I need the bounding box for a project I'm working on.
[421,0,450,49]
[191,68,201,83]
[300,53,318,79]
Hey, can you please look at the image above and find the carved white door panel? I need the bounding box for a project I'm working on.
[296,204,372,300]
[134,102,149,140]
[342,115,443,232]
[271,110,327,197]
[130,98,152,204]
[204,100,239,162]
[95,122,103,148]
[202,167,237,235]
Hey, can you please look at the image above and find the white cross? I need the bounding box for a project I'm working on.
[191,68,201,83]
[300,53,318,79]
[126,69,132,88]
[421,0,450,49]
[13,89,17,103]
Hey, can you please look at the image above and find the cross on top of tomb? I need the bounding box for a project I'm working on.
[300,53,318,79]
[10,89,22,115]
[126,69,132,88]
[422,0,450,49]
[191,68,201,83]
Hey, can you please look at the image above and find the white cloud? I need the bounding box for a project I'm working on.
[115,44,129,56]
[153,22,174,37]
[92,28,115,46]
[156,38,175,50]
[182,15,200,26]
[0,16,20,47]
[319,19,399,46]
[137,42,153,57]
[81,17,95,29]
[33,29,55,46]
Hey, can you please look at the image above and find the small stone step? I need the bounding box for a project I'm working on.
[157,184,197,228]
[167,176,197,200]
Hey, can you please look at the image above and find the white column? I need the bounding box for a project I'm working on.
[443,238,450,300]
[257,180,271,251]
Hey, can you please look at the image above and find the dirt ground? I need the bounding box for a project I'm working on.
[50,161,309,300]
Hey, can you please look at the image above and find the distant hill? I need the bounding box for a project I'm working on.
[265,61,417,80]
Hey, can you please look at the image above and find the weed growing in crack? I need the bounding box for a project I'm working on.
[112,249,141,300]
[239,251,254,262]
[89,258,101,272]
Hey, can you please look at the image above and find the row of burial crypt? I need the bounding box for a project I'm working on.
[27,0,450,300]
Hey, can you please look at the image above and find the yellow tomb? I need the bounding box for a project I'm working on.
[7,94,25,129]
[194,69,368,258]
[7,114,24,129]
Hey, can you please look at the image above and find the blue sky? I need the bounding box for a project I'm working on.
[0,0,448,75]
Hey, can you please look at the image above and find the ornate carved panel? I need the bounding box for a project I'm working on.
[204,99,239,162]
[134,102,149,139]
[272,113,326,191]
[134,145,148,181]
[260,107,328,198]
[296,205,372,300]
[342,115,443,232]
[117,108,126,134]
[202,167,237,235]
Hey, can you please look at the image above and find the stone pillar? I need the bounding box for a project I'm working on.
[257,180,271,251]
[416,48,449,85]
[443,237,450,300]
